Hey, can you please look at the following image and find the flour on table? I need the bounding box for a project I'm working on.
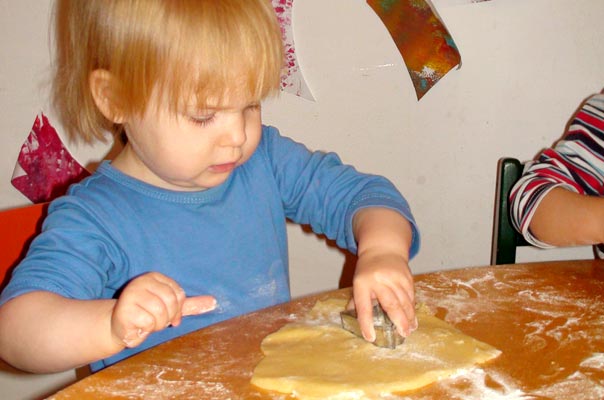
[415,265,604,399]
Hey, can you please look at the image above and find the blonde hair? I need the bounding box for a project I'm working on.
[52,0,284,143]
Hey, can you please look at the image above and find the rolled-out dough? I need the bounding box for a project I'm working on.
[251,298,500,399]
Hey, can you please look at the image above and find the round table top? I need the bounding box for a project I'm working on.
[48,259,604,399]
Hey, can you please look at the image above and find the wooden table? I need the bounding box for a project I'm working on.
[48,260,604,399]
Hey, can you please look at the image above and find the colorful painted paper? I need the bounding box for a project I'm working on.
[272,0,315,101]
[11,113,90,203]
[367,0,461,99]
[433,0,491,7]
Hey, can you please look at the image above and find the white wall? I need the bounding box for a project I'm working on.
[0,360,82,400]
[1,0,603,396]
[272,0,604,295]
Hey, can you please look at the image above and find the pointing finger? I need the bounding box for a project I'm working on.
[181,296,217,318]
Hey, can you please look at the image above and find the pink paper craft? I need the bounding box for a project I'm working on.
[272,0,315,101]
[11,113,90,203]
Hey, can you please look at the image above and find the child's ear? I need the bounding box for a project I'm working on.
[89,69,124,123]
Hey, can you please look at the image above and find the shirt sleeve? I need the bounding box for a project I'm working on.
[259,125,420,258]
[0,198,126,305]
[510,94,604,248]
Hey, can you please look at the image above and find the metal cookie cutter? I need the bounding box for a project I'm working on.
[340,303,405,349]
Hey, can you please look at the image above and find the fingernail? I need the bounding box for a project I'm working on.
[411,317,418,331]
[203,299,217,312]
[397,326,407,338]
[363,328,376,342]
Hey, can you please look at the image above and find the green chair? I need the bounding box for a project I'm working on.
[490,157,531,265]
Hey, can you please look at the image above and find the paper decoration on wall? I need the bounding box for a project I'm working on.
[366,0,461,100]
[272,0,315,101]
[272,0,460,101]
[432,0,491,7]
[11,113,90,203]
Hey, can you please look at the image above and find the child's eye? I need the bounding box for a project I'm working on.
[189,113,216,126]
[246,103,260,112]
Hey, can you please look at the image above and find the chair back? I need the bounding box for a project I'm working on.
[0,203,48,291]
[491,158,530,265]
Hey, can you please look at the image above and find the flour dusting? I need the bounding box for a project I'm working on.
[430,369,531,400]
[580,352,604,370]
[531,371,604,400]
[378,369,530,400]
[414,264,604,400]
[90,365,235,400]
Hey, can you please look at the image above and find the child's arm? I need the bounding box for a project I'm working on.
[350,207,416,342]
[0,272,215,373]
[528,187,604,246]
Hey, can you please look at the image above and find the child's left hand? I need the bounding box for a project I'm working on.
[350,207,417,343]
[350,251,416,342]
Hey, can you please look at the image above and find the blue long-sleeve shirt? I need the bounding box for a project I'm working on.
[1,125,419,370]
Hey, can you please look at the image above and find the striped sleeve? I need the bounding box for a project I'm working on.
[510,94,604,248]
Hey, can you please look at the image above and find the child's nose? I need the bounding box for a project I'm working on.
[220,117,246,147]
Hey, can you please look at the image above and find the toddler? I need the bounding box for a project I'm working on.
[0,0,420,373]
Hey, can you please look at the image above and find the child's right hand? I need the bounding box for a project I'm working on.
[110,272,216,348]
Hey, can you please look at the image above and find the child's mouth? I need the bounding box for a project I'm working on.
[210,162,237,173]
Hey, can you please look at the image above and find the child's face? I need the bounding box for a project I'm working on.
[114,90,263,191]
